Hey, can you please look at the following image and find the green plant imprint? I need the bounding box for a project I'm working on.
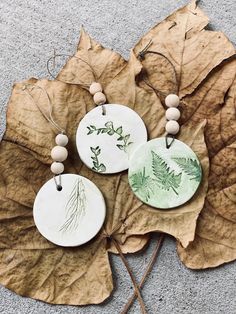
[87,121,133,152]
[172,157,201,182]
[129,168,155,201]
[90,146,106,173]
[128,137,203,209]
[151,151,182,195]
[129,152,202,202]
[130,152,182,201]
[59,179,86,233]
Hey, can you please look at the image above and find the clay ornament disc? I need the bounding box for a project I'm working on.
[128,138,202,209]
[76,104,147,174]
[33,174,106,247]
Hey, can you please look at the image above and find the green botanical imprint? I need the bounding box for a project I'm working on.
[172,157,201,182]
[59,179,86,233]
[151,151,182,195]
[87,121,133,152]
[130,152,182,200]
[90,146,106,173]
[129,167,154,201]
[128,138,202,209]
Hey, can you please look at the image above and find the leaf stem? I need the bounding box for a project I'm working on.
[121,234,164,314]
[111,238,147,314]
[171,186,178,195]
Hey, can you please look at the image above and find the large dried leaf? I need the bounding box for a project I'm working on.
[133,0,235,98]
[177,77,236,269]
[0,0,234,306]
[132,0,236,269]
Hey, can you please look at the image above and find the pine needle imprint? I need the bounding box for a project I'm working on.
[59,179,87,233]
[87,121,133,152]
[172,157,202,182]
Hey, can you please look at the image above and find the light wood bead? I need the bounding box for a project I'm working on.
[165,120,180,135]
[89,82,102,95]
[165,107,180,121]
[55,134,68,147]
[165,94,180,107]
[51,146,68,162]
[93,92,106,105]
[51,162,64,175]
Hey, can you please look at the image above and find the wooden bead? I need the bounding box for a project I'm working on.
[51,146,68,162]
[55,134,68,146]
[165,120,180,135]
[93,92,106,105]
[165,107,180,121]
[50,162,64,175]
[165,94,180,107]
[89,82,102,95]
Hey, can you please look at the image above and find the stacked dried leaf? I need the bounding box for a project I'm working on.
[0,0,235,306]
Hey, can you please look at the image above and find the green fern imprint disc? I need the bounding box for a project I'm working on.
[128,138,202,209]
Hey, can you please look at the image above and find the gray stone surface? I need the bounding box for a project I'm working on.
[0,0,235,313]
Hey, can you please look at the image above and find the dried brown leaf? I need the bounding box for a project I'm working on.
[134,0,235,98]
[0,0,234,306]
[133,0,236,269]
[177,78,236,269]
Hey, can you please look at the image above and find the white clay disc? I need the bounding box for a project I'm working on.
[128,138,202,209]
[33,174,106,247]
[76,104,147,174]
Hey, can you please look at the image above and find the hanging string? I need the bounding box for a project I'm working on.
[22,84,65,134]
[54,175,62,191]
[47,51,107,115]
[121,234,165,314]
[22,84,65,191]
[46,52,98,87]
[165,134,175,149]
[137,40,180,149]
[110,237,147,314]
[137,40,179,96]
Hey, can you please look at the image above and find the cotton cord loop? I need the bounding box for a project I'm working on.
[22,84,65,134]
[47,53,98,87]
[137,40,179,95]
[54,175,62,191]
[47,52,107,115]
[22,84,66,190]
[138,40,181,149]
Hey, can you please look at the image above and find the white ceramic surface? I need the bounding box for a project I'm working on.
[76,104,147,174]
[33,174,106,247]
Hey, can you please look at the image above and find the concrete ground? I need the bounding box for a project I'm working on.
[0,0,235,313]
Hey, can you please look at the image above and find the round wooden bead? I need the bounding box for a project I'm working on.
[93,92,106,105]
[89,82,102,95]
[50,162,64,175]
[165,94,180,108]
[55,134,68,147]
[165,107,180,121]
[165,120,180,135]
[51,146,68,162]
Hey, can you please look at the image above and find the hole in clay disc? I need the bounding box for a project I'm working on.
[57,185,63,191]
